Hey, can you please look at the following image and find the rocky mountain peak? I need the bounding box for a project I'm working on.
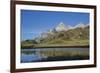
[55,22,70,32]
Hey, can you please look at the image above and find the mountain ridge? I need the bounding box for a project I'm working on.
[40,22,89,39]
[21,22,89,48]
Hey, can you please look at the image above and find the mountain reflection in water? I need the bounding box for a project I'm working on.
[21,48,89,63]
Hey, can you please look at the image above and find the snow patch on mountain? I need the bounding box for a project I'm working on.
[74,23,87,29]
[55,22,71,32]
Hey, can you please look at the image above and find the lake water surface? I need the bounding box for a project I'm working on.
[21,48,89,63]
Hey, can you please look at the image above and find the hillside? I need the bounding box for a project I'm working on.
[37,26,89,45]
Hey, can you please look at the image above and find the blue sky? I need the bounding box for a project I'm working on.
[21,10,89,41]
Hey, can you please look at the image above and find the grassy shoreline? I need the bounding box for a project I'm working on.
[21,39,89,49]
[21,45,89,49]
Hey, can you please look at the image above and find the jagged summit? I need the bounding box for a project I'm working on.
[55,22,70,31]
[58,22,66,27]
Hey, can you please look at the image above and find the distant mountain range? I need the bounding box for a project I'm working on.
[47,22,88,32]
[34,22,89,43]
[39,22,89,38]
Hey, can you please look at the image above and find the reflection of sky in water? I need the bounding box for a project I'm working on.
[21,53,42,62]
